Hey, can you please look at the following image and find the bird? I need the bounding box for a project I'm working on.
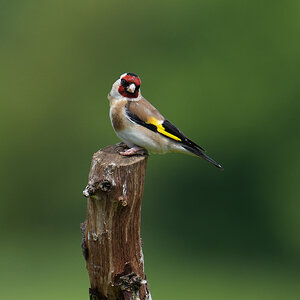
[107,72,223,169]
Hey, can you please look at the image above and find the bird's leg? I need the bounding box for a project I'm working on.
[119,146,147,156]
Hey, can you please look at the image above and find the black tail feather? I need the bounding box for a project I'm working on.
[183,145,223,170]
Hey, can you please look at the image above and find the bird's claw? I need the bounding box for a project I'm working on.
[119,146,147,156]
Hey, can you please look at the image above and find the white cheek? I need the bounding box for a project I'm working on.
[109,80,122,98]
[110,89,120,99]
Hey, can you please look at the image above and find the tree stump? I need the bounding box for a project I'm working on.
[81,143,151,300]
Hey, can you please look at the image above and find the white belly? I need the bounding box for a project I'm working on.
[117,129,167,153]
[116,127,170,154]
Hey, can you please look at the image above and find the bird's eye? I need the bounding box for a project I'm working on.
[121,79,127,86]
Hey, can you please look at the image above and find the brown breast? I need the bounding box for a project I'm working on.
[110,100,127,132]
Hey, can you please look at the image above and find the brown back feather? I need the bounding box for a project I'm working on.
[126,97,164,123]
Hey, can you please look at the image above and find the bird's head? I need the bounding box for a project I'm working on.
[109,73,141,100]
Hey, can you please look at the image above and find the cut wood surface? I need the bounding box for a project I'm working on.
[82,143,151,300]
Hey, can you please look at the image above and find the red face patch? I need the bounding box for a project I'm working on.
[122,74,141,87]
[118,74,141,98]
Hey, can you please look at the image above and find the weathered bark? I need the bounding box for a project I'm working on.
[82,143,151,300]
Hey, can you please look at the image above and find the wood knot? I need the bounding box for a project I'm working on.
[114,263,147,294]
[89,288,103,300]
[83,183,98,198]
[118,196,128,207]
[83,179,113,197]
[99,179,112,192]
[116,272,147,293]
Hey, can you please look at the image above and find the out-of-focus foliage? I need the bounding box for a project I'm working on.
[0,0,299,299]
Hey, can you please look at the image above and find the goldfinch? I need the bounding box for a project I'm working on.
[107,72,223,169]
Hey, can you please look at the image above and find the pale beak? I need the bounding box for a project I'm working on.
[127,83,136,93]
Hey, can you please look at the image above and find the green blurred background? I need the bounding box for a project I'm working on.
[1,0,300,299]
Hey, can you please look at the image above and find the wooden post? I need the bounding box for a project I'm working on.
[81,143,151,300]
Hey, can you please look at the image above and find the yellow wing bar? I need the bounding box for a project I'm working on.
[146,117,182,142]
